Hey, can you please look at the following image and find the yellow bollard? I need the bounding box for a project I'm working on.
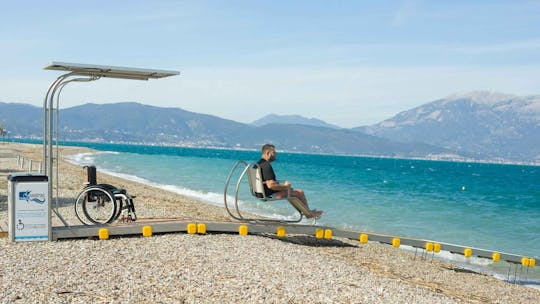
[98,228,109,240]
[434,243,441,253]
[392,238,400,248]
[529,258,536,268]
[197,223,206,234]
[324,229,332,240]
[464,248,472,258]
[276,226,286,238]
[187,223,197,234]
[315,228,324,239]
[142,225,152,237]
[492,252,501,262]
[425,242,434,252]
[239,225,248,236]
[521,257,530,267]
[359,233,368,244]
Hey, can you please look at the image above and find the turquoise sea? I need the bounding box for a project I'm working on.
[62,142,539,254]
[14,139,540,283]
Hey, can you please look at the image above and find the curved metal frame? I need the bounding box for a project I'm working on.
[114,192,137,222]
[43,73,101,227]
[224,160,303,223]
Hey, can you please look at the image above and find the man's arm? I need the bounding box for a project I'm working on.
[265,179,291,191]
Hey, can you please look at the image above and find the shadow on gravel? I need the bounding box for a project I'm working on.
[442,266,483,275]
[0,169,22,173]
[0,195,6,211]
[264,234,357,248]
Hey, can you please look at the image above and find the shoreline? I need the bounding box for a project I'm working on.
[1,142,540,303]
[8,137,540,168]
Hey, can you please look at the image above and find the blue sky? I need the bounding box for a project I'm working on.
[1,1,539,127]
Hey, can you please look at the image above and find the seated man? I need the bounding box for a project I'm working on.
[257,144,323,218]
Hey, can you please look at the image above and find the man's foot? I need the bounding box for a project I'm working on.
[306,209,323,218]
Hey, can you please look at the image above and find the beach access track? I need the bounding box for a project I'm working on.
[52,219,537,268]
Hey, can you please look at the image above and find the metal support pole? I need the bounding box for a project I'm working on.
[42,73,99,227]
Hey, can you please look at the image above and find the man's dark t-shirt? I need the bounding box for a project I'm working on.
[257,158,276,197]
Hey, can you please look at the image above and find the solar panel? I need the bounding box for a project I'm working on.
[44,62,179,80]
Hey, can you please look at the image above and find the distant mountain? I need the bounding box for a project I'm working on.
[0,101,447,158]
[0,102,42,137]
[236,122,447,156]
[251,114,341,129]
[60,102,248,145]
[356,91,540,162]
[3,92,539,163]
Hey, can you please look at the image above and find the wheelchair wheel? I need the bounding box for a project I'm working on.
[77,187,118,225]
[74,194,94,226]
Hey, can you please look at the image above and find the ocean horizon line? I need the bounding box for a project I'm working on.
[6,137,540,167]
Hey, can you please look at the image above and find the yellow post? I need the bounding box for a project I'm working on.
[142,225,152,237]
[324,229,332,239]
[314,228,323,239]
[276,226,286,238]
[239,225,248,236]
[98,228,109,240]
[492,252,501,262]
[197,223,206,234]
[187,223,197,234]
[359,233,368,244]
[392,238,400,248]
[464,248,472,258]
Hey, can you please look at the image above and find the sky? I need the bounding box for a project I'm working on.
[1,0,539,127]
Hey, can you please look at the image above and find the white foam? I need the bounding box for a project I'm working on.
[66,151,120,166]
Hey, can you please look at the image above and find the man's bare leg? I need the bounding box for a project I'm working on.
[290,189,323,218]
[273,189,323,217]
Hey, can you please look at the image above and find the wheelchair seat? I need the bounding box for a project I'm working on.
[247,163,321,219]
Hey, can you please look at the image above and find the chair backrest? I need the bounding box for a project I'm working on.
[84,165,97,186]
[247,164,267,199]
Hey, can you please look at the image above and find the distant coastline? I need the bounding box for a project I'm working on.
[6,137,540,167]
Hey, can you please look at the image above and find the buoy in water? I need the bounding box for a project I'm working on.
[461,186,466,191]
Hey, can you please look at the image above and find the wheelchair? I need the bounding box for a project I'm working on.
[74,166,137,225]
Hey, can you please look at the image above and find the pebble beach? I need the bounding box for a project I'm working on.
[1,143,540,303]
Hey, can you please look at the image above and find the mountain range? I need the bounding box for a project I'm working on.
[356,91,540,162]
[251,114,341,129]
[1,91,539,163]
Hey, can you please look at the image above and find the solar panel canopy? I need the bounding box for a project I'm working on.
[44,62,179,80]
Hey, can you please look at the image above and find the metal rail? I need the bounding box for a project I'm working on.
[51,220,538,267]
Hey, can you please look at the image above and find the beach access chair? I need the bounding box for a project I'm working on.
[224,160,320,224]
[74,166,137,225]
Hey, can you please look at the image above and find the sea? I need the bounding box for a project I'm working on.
[13,140,540,285]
